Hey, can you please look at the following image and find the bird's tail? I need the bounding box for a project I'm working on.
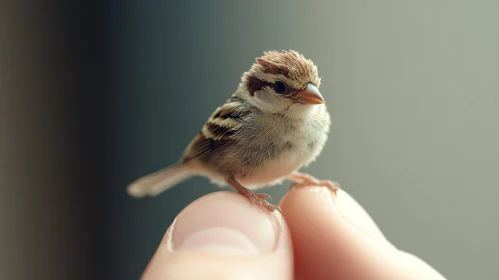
[127,164,193,198]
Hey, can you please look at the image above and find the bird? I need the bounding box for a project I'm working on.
[127,50,339,212]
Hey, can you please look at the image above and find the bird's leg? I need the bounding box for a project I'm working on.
[227,177,282,213]
[287,171,340,195]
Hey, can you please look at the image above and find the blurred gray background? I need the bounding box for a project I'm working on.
[2,0,498,279]
[111,1,499,279]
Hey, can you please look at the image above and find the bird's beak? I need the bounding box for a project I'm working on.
[291,83,325,105]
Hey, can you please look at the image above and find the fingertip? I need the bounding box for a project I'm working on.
[143,191,293,280]
[280,187,398,279]
[170,192,278,254]
[281,187,391,246]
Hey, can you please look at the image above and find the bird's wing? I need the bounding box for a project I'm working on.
[180,95,249,163]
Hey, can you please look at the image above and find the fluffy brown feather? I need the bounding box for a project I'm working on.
[243,50,321,96]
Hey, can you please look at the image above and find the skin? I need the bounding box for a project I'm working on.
[140,186,447,280]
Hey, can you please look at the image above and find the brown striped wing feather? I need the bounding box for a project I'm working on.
[180,96,247,163]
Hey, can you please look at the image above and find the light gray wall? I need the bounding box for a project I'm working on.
[111,1,499,279]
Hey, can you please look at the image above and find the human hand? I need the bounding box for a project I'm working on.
[141,187,447,279]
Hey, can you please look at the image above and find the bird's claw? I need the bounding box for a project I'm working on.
[290,179,340,195]
[242,191,281,214]
[255,192,272,201]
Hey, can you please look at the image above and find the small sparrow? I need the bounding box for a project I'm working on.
[127,50,338,212]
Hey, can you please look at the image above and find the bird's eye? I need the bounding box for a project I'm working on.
[273,81,288,94]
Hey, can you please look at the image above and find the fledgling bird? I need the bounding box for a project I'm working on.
[127,50,338,212]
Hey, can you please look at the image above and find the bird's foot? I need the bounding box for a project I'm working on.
[238,189,282,214]
[289,172,340,195]
[228,177,282,214]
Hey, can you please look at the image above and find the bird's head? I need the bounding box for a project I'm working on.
[240,50,324,117]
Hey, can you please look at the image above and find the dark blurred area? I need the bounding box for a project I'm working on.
[0,0,107,279]
[2,1,499,279]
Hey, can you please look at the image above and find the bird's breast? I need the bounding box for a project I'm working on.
[235,149,306,189]
[234,108,330,189]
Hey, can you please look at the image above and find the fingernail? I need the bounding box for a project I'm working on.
[303,186,393,246]
[168,192,278,255]
[308,186,337,206]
